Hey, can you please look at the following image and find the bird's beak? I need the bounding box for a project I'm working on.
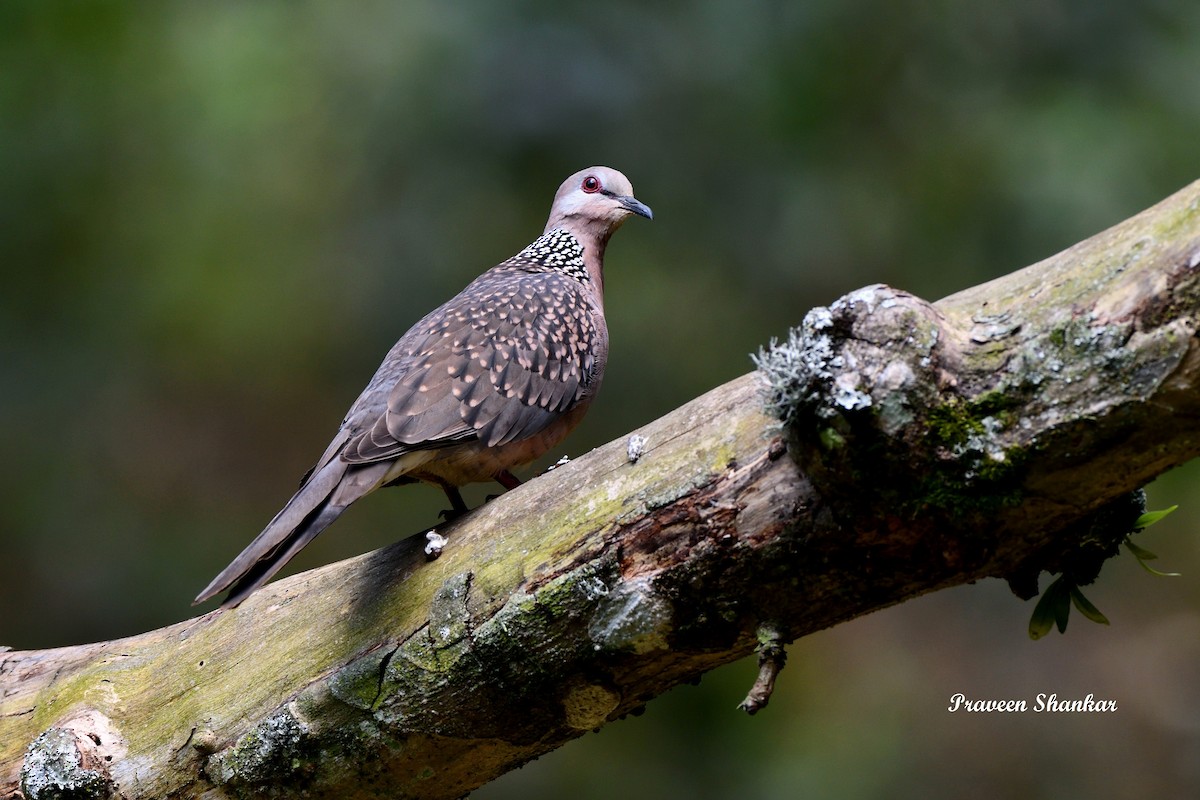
[614,194,653,220]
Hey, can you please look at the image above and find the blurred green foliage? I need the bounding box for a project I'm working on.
[2,1,1199,797]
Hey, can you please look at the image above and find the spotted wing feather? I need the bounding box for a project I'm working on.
[341,268,602,463]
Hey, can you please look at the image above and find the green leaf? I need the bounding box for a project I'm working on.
[1134,556,1181,577]
[1124,538,1182,577]
[1132,505,1178,531]
[1029,587,1057,640]
[1123,538,1158,561]
[1029,577,1072,640]
[1052,581,1071,633]
[1068,586,1110,625]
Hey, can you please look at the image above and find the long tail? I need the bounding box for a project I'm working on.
[194,458,362,609]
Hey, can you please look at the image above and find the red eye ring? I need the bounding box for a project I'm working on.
[581,176,601,193]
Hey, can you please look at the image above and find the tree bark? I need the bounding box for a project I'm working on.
[3,179,1200,800]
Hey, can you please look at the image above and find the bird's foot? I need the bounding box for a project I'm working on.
[437,485,470,522]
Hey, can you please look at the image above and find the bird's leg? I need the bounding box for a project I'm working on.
[495,470,522,490]
[482,470,523,504]
[438,485,470,521]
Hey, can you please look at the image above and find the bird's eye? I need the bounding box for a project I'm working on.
[581,176,601,193]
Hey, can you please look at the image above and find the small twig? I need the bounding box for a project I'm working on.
[738,623,788,715]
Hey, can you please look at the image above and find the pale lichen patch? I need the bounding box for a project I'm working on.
[587,577,673,655]
[20,728,114,800]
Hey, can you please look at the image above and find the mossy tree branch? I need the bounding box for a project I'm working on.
[3,180,1200,800]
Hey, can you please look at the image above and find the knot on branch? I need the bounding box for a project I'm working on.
[755,285,1023,535]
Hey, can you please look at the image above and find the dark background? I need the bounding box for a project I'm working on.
[3,2,1199,797]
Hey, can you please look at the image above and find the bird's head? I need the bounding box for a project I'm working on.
[544,166,653,238]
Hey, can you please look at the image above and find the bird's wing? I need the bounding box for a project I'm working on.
[341,268,602,464]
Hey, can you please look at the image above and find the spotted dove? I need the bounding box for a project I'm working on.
[194,166,652,608]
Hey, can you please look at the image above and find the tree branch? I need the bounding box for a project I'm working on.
[3,180,1199,800]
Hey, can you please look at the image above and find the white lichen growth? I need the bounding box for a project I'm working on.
[626,434,648,463]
